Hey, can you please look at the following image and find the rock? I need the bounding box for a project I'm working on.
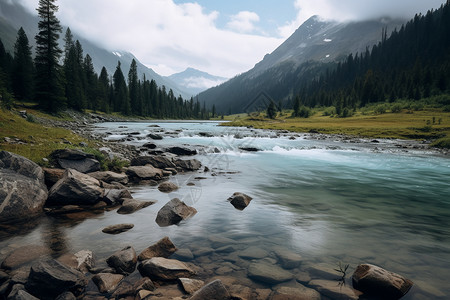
[147,133,163,140]
[158,181,179,193]
[165,146,197,156]
[46,169,104,206]
[1,245,50,270]
[55,292,76,300]
[102,223,134,234]
[199,132,213,137]
[228,192,252,210]
[134,277,156,292]
[10,266,30,285]
[106,246,137,275]
[103,188,132,205]
[126,165,163,182]
[43,168,65,189]
[142,143,157,149]
[352,264,414,300]
[239,147,260,152]
[309,279,362,300]
[111,281,134,298]
[179,278,205,294]
[25,259,87,298]
[155,198,197,226]
[0,151,48,222]
[0,270,9,283]
[138,236,177,261]
[92,273,124,293]
[238,247,268,259]
[172,248,194,261]
[270,285,321,300]
[117,199,155,214]
[174,158,202,171]
[273,247,302,269]
[131,155,176,169]
[51,149,100,173]
[208,235,236,248]
[248,261,292,285]
[8,286,40,300]
[190,279,230,300]
[229,284,253,300]
[307,263,341,280]
[88,171,129,185]
[138,257,195,281]
[74,250,94,272]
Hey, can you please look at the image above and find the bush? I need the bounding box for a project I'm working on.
[298,105,312,118]
[0,88,14,110]
[340,107,353,118]
[322,106,336,116]
[391,103,402,113]
[431,137,450,149]
[374,104,387,114]
[411,102,424,111]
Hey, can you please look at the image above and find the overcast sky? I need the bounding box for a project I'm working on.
[17,0,446,78]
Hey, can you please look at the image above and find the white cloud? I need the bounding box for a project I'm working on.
[227,11,260,33]
[278,0,446,39]
[182,76,227,89]
[16,0,281,78]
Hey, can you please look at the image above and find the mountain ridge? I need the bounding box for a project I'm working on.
[167,67,227,96]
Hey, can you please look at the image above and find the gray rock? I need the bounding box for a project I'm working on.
[103,188,132,205]
[46,169,104,206]
[102,223,134,234]
[158,181,179,193]
[307,263,341,280]
[138,257,195,281]
[179,278,205,295]
[117,199,155,214]
[147,133,163,140]
[131,155,176,169]
[50,149,95,160]
[228,192,252,210]
[174,158,202,171]
[8,285,39,300]
[172,248,194,261]
[165,146,197,156]
[73,250,94,272]
[310,279,362,300]
[273,247,302,269]
[155,198,197,227]
[88,171,129,185]
[270,284,321,300]
[1,245,50,270]
[133,277,156,292]
[25,259,87,299]
[190,279,230,300]
[0,151,48,222]
[43,168,65,189]
[248,260,292,285]
[106,246,137,275]
[138,236,177,261]
[55,292,76,300]
[352,264,414,300]
[126,165,163,182]
[92,273,124,293]
[238,246,268,259]
[50,149,100,173]
[142,143,157,149]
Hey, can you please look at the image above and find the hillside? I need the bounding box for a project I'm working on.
[198,16,406,114]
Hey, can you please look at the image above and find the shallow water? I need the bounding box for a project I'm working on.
[1,121,449,299]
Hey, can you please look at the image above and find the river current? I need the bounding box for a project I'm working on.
[1,121,449,299]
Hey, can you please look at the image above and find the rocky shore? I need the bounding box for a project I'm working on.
[1,111,442,299]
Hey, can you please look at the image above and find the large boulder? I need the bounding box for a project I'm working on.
[190,280,230,300]
[131,155,176,169]
[51,149,100,173]
[165,146,197,156]
[138,237,177,261]
[155,198,197,227]
[43,168,65,189]
[352,264,414,300]
[25,259,87,299]
[88,171,129,185]
[227,192,252,210]
[138,257,194,281]
[174,158,202,171]
[46,169,104,206]
[0,151,48,222]
[126,165,163,182]
[106,246,137,275]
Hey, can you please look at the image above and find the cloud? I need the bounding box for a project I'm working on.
[182,76,227,89]
[278,0,446,38]
[227,11,260,33]
[16,0,281,78]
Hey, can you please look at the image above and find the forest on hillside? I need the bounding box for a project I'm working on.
[0,0,209,119]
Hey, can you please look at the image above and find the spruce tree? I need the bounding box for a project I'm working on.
[128,59,139,115]
[113,61,130,115]
[98,66,110,112]
[34,0,66,112]
[12,28,34,102]
[267,101,276,119]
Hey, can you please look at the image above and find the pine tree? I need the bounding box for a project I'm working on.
[12,28,34,102]
[292,95,300,117]
[83,54,98,111]
[128,59,139,115]
[98,66,110,112]
[34,0,66,112]
[113,61,130,115]
[267,101,276,119]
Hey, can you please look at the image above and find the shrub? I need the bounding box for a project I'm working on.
[391,103,402,113]
[374,104,387,114]
[431,137,450,149]
[322,106,336,116]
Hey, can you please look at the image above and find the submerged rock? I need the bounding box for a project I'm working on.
[352,264,414,300]
[228,192,252,210]
[0,151,48,222]
[117,199,155,214]
[155,198,197,227]
[248,260,292,284]
[138,236,177,261]
[270,284,321,300]
[190,279,230,300]
[102,223,134,234]
[138,257,195,280]
[310,279,362,300]
[1,245,50,270]
[165,146,197,156]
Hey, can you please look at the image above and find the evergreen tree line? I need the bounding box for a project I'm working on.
[293,0,450,113]
[0,0,208,119]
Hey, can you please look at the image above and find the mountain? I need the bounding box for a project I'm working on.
[0,1,190,99]
[198,16,406,114]
[167,67,227,97]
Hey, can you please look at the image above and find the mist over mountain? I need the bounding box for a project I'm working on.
[167,68,227,97]
[198,16,406,113]
[0,1,190,99]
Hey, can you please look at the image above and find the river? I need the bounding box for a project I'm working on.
[1,121,449,299]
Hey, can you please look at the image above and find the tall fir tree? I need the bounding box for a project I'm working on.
[128,59,140,115]
[34,0,66,112]
[113,61,130,115]
[12,27,34,102]
[98,66,110,112]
